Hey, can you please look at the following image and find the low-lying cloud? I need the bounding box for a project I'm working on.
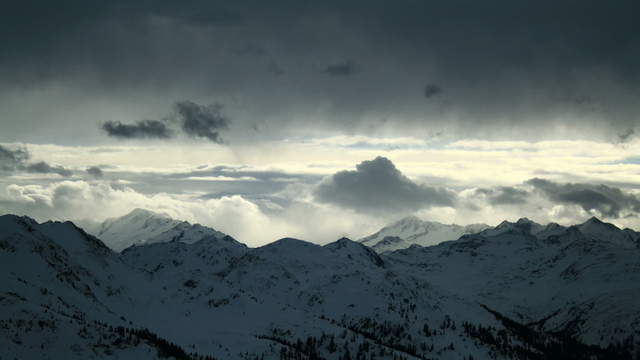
[475,186,529,206]
[25,161,73,177]
[0,145,72,177]
[0,179,380,246]
[86,166,104,178]
[526,178,640,218]
[0,145,29,172]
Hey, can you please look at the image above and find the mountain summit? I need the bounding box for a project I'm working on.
[359,216,489,252]
[85,208,227,252]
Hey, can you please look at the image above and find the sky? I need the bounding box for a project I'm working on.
[1,1,640,246]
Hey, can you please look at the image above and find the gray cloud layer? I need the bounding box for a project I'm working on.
[0,145,72,177]
[24,161,73,177]
[0,145,29,172]
[2,1,638,142]
[86,166,104,178]
[526,178,640,218]
[315,156,454,214]
[475,186,529,206]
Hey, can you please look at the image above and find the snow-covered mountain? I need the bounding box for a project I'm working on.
[1,213,639,359]
[360,216,489,252]
[85,208,228,252]
[386,217,640,347]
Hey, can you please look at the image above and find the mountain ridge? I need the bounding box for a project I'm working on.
[359,216,490,252]
[83,208,228,252]
[1,212,639,359]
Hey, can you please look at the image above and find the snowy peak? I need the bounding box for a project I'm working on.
[482,217,545,237]
[577,216,618,233]
[324,237,384,267]
[572,216,639,248]
[0,214,113,259]
[253,237,321,262]
[359,216,489,252]
[88,208,228,252]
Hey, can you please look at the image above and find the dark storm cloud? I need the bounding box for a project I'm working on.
[86,166,104,178]
[475,186,528,205]
[424,84,443,98]
[102,120,173,139]
[99,101,229,143]
[174,101,229,143]
[0,145,72,177]
[315,156,454,214]
[322,60,358,77]
[526,178,640,218]
[1,1,640,141]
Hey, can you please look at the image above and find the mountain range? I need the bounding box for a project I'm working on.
[1,210,639,359]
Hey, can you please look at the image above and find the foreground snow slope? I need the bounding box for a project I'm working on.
[1,213,639,359]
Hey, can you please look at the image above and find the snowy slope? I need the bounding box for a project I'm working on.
[1,213,639,359]
[360,216,489,252]
[0,215,189,359]
[86,208,227,252]
[386,217,640,347]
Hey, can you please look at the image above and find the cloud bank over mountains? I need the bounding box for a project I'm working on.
[2,151,639,245]
[0,2,639,243]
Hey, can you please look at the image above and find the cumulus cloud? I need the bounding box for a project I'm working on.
[101,120,173,139]
[526,178,640,218]
[174,101,229,143]
[315,156,454,214]
[0,144,72,177]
